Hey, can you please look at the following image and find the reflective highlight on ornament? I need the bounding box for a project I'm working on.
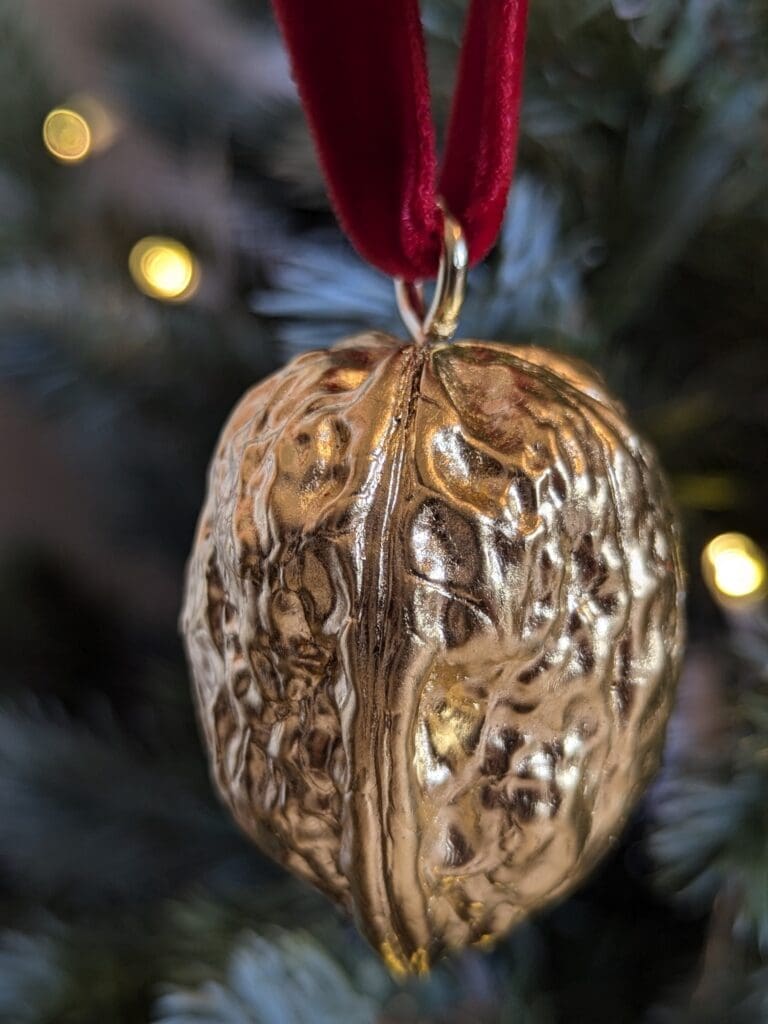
[702,532,767,605]
[129,237,200,302]
[43,108,92,163]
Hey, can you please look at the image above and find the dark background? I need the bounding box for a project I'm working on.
[1,1,768,1021]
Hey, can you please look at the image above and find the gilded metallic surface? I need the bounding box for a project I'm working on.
[396,209,468,343]
[181,334,685,972]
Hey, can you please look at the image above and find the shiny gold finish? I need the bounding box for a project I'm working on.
[395,209,468,344]
[182,334,685,972]
[395,279,426,343]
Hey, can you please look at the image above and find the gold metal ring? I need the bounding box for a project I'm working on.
[395,207,468,345]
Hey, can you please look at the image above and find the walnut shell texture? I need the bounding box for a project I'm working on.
[181,334,684,974]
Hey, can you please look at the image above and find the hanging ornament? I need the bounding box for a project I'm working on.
[181,0,685,975]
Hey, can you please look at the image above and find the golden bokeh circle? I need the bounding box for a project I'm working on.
[43,108,92,164]
[702,532,767,606]
[128,236,200,303]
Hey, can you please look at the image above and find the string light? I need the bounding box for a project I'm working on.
[42,94,118,164]
[702,532,767,606]
[129,236,200,302]
[43,108,92,163]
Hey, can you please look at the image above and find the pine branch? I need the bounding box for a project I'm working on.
[0,932,63,1024]
[0,701,246,906]
[153,930,380,1024]
[652,619,768,902]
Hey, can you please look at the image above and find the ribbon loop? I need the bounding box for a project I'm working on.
[271,0,528,281]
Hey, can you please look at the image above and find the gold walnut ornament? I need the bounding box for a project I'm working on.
[181,215,685,974]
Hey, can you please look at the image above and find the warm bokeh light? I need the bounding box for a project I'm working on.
[43,95,118,164]
[42,108,92,163]
[128,236,200,302]
[702,532,767,605]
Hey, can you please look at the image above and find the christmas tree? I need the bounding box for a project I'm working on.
[1,1,768,1020]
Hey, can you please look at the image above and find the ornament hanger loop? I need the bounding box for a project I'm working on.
[395,207,468,345]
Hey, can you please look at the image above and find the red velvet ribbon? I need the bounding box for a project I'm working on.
[271,0,528,281]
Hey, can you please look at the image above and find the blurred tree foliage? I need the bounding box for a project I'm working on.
[0,0,767,1020]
